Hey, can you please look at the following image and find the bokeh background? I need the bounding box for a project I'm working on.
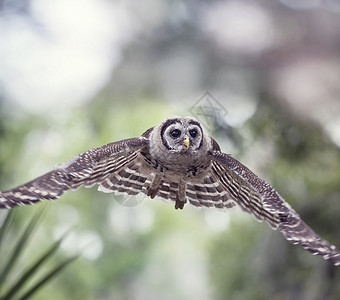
[1,0,340,299]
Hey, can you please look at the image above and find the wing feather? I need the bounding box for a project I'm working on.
[98,158,150,196]
[0,137,149,208]
[210,150,340,266]
[147,172,237,210]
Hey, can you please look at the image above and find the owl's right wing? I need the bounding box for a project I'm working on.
[208,150,340,266]
[0,137,149,209]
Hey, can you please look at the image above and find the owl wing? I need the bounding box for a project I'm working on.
[207,150,340,266]
[0,137,149,209]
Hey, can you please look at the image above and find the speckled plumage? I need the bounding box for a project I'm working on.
[0,117,339,266]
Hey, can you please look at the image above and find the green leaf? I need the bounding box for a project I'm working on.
[0,210,14,251]
[0,210,43,288]
[17,255,79,300]
[2,231,71,300]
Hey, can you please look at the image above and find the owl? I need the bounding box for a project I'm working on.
[0,117,339,266]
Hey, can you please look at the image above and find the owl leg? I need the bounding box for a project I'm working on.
[147,173,162,199]
[175,179,187,210]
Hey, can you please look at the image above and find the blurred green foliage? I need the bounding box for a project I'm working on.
[0,209,78,300]
[1,0,340,298]
[0,97,339,300]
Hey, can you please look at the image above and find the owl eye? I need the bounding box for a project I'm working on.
[189,129,197,138]
[170,129,181,138]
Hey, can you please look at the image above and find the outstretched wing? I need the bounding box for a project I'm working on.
[208,150,340,266]
[0,137,149,209]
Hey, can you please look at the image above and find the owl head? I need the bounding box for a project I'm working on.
[160,117,204,152]
[147,117,213,165]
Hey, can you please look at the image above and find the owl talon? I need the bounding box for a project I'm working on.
[174,179,187,209]
[175,198,186,210]
[147,174,163,199]
[147,188,158,199]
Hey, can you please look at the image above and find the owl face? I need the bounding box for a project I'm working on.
[160,118,203,152]
[147,117,213,170]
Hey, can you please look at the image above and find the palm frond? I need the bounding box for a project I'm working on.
[0,209,78,300]
[0,209,43,288]
[17,255,79,300]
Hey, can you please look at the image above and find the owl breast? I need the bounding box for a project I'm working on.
[141,149,211,179]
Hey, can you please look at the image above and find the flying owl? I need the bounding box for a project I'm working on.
[0,117,339,266]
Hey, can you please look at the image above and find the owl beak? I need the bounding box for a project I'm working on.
[183,135,190,148]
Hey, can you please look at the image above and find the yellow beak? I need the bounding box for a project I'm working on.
[183,135,190,148]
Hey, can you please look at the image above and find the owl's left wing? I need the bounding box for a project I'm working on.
[208,150,340,266]
[0,137,149,209]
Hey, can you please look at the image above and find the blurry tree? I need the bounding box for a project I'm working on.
[0,0,340,299]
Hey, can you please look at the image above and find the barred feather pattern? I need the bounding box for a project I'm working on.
[211,159,280,228]
[0,137,149,209]
[210,151,340,266]
[98,158,150,196]
[0,170,73,208]
[97,160,237,210]
[186,176,237,209]
[150,175,237,210]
